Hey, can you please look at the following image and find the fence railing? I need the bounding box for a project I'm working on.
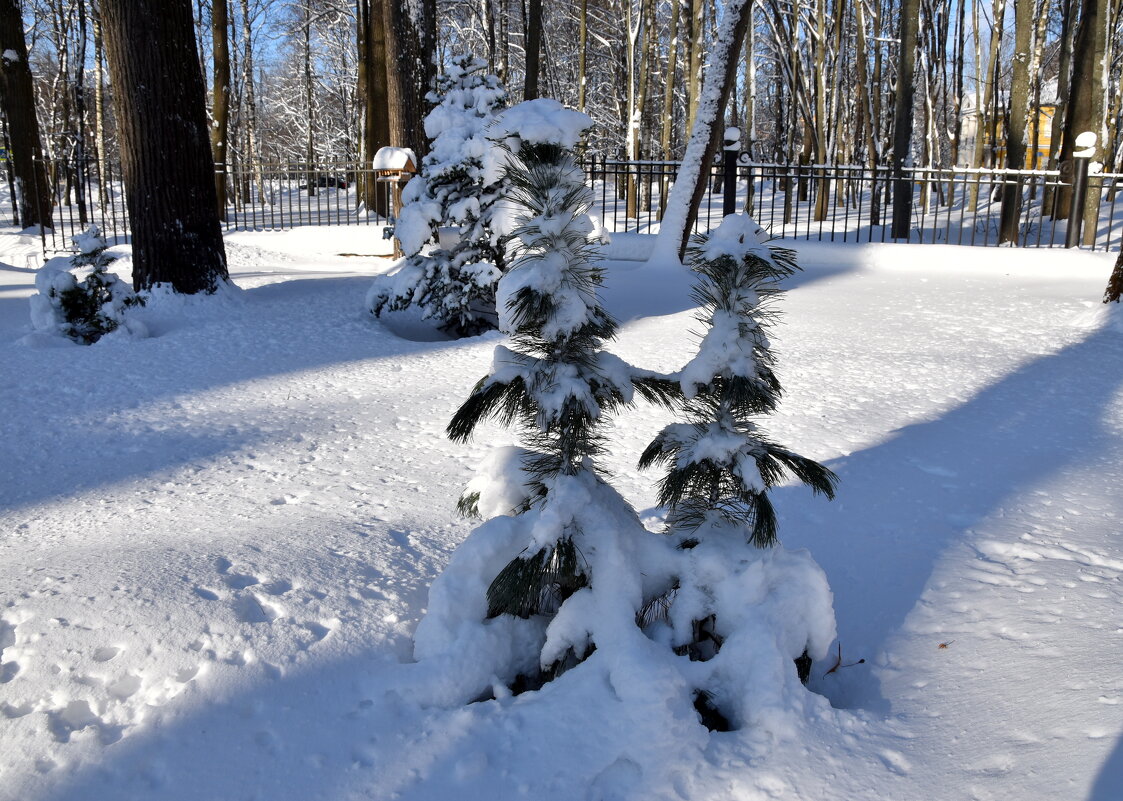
[583,154,1123,252]
[31,156,1123,255]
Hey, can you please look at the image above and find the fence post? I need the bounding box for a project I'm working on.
[723,127,739,218]
[1066,131,1096,249]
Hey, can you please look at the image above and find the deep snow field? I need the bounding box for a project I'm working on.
[1,222,1121,801]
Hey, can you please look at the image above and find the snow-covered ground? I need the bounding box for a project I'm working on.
[1,224,1121,800]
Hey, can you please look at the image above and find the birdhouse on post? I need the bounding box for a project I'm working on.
[372,146,418,257]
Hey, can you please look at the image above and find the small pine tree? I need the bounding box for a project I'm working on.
[30,226,146,344]
[369,55,508,336]
[637,216,839,727]
[640,215,837,547]
[413,100,673,691]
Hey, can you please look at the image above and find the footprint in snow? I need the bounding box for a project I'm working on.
[232,595,283,624]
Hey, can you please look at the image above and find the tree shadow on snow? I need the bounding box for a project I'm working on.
[774,325,1123,713]
[0,275,488,509]
[1089,732,1123,800]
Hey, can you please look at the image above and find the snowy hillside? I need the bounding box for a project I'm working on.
[1,224,1121,800]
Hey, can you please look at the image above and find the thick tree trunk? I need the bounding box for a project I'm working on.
[383,0,435,158]
[101,0,228,293]
[0,0,53,229]
[212,0,230,219]
[1058,0,1108,243]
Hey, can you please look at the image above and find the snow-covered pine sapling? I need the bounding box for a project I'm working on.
[638,215,838,728]
[641,215,836,547]
[30,226,146,344]
[368,55,508,337]
[411,100,672,694]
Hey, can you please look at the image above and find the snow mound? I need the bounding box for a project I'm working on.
[491,98,593,150]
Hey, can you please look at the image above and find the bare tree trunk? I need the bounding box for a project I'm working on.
[100,0,228,293]
[71,0,90,225]
[811,0,829,221]
[93,5,108,208]
[302,2,315,195]
[999,0,1033,243]
[239,0,264,206]
[686,0,704,133]
[652,0,754,261]
[968,0,1005,211]
[524,0,541,100]
[890,0,921,239]
[1058,0,1108,241]
[1043,0,1075,215]
[212,0,230,219]
[383,0,436,158]
[577,0,587,111]
[0,0,53,229]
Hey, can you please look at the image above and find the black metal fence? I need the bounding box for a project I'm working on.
[31,159,398,254]
[583,154,1123,252]
[31,155,1123,255]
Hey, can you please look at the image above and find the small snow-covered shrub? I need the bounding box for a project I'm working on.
[29,226,146,344]
[413,99,675,695]
[369,55,508,337]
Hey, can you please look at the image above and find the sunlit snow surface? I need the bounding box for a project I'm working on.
[1,224,1121,800]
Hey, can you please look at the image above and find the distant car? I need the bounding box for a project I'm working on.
[299,175,349,190]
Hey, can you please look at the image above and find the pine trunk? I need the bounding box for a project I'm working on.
[101,0,228,293]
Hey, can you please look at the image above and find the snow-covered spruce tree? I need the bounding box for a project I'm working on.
[410,100,674,697]
[30,226,147,344]
[368,55,508,337]
[638,215,838,729]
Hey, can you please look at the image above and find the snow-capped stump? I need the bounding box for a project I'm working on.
[639,213,839,728]
[368,55,508,336]
[27,225,147,345]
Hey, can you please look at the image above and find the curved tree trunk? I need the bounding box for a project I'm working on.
[0,0,53,229]
[651,0,754,262]
[101,0,228,294]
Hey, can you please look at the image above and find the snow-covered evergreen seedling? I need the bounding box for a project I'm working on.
[412,99,673,695]
[368,55,508,336]
[638,214,838,728]
[642,216,836,547]
[29,226,146,345]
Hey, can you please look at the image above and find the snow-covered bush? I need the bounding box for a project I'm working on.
[638,214,838,727]
[412,147,840,736]
[29,226,146,345]
[413,99,675,692]
[368,55,508,337]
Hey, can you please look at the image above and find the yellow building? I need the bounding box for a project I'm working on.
[959,92,1059,168]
